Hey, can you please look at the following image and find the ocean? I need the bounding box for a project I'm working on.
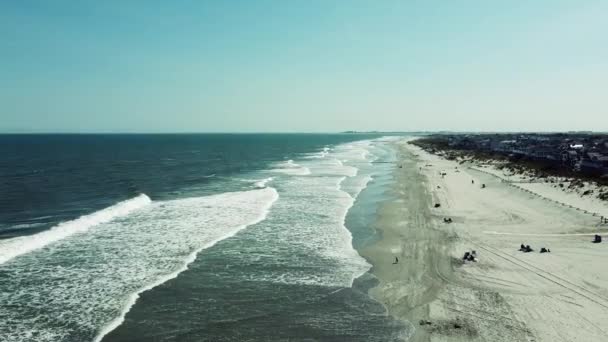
[0,134,410,342]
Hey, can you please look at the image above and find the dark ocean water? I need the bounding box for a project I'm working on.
[0,134,410,342]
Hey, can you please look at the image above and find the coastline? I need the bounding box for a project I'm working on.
[360,140,453,342]
[100,138,408,342]
[361,138,608,342]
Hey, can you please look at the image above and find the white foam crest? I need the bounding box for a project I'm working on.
[331,177,369,268]
[0,194,151,265]
[247,175,371,287]
[341,175,373,199]
[254,177,274,188]
[243,139,382,288]
[333,142,372,163]
[270,159,311,176]
[8,222,47,230]
[0,188,279,342]
[93,187,279,342]
[305,146,332,159]
[304,157,357,178]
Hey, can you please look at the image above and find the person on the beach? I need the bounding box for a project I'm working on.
[393,257,399,264]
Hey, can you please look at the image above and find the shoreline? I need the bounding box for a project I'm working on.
[359,140,452,341]
[361,138,608,342]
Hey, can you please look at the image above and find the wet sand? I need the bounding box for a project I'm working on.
[362,139,608,342]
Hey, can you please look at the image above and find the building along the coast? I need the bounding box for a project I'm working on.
[421,133,608,178]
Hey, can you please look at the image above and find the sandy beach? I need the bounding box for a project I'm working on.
[362,138,608,342]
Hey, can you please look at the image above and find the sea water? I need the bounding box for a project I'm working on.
[0,134,409,342]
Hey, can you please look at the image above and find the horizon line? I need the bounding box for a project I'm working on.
[1,130,607,135]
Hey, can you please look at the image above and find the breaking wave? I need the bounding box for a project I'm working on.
[0,194,152,265]
[0,188,279,342]
[270,160,311,176]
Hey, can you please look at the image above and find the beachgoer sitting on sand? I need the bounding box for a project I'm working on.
[472,180,475,184]
[393,257,399,264]
[593,235,602,243]
[519,243,526,251]
[481,184,486,189]
[540,247,551,253]
[524,245,533,253]
[462,251,477,262]
[465,251,477,262]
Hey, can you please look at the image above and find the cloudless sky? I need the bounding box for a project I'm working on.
[2,0,607,133]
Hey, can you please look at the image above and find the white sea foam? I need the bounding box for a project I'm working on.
[341,175,373,199]
[8,222,47,230]
[0,194,151,265]
[93,187,279,342]
[237,140,381,288]
[254,177,274,188]
[0,138,391,341]
[305,146,332,159]
[270,160,312,176]
[31,215,54,220]
[244,175,370,287]
[250,140,387,287]
[0,188,279,342]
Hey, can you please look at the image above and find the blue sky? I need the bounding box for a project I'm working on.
[1,1,607,132]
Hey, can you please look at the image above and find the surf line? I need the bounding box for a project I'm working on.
[0,194,152,265]
[93,188,279,342]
